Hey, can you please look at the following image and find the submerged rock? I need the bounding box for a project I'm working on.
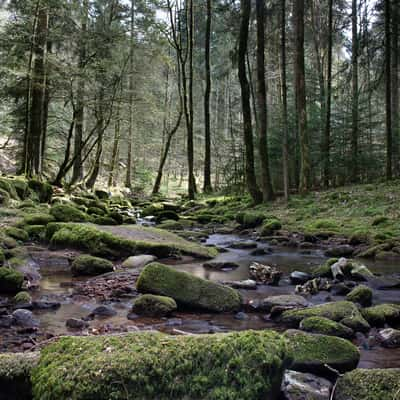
[285,329,360,376]
[334,368,400,400]
[132,294,177,317]
[89,305,117,318]
[249,262,282,285]
[281,370,332,400]
[136,262,241,312]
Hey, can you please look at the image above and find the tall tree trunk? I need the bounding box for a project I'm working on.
[238,0,262,204]
[125,0,135,189]
[187,0,196,199]
[28,3,49,177]
[203,0,212,193]
[323,0,333,187]
[108,101,121,188]
[72,0,88,184]
[385,0,392,180]
[391,0,399,176]
[256,0,274,201]
[294,0,310,193]
[280,0,289,202]
[351,0,359,182]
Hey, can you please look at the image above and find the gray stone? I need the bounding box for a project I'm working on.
[249,262,282,285]
[281,370,332,400]
[122,255,157,269]
[222,279,257,290]
[259,295,309,314]
[66,318,90,329]
[89,305,117,318]
[12,309,39,328]
[290,271,312,285]
[378,328,400,348]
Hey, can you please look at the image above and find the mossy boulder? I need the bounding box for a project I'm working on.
[23,213,55,226]
[50,204,88,223]
[28,179,52,203]
[32,331,291,400]
[236,212,265,229]
[361,304,400,327]
[13,291,32,305]
[25,225,46,240]
[4,227,29,242]
[71,255,114,276]
[261,219,282,236]
[285,330,360,376]
[346,284,373,307]
[280,301,370,333]
[0,267,24,293]
[0,352,39,400]
[87,206,106,216]
[132,294,177,317]
[299,316,354,338]
[0,177,19,199]
[137,262,242,312]
[107,211,124,225]
[0,249,4,266]
[156,210,179,223]
[311,258,337,278]
[92,216,118,225]
[334,368,400,400]
[0,188,10,206]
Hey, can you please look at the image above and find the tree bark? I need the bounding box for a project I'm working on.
[391,0,399,176]
[351,0,359,182]
[280,0,289,202]
[294,0,310,193]
[238,0,262,204]
[256,0,274,201]
[203,0,212,193]
[385,0,392,180]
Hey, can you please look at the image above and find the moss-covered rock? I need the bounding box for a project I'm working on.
[71,255,114,276]
[236,212,265,229]
[299,316,354,338]
[13,291,32,305]
[25,225,46,240]
[92,216,118,225]
[133,294,177,317]
[285,330,360,376]
[334,368,400,400]
[137,262,242,312]
[156,210,179,223]
[50,204,88,222]
[32,331,290,400]
[23,213,55,226]
[87,206,106,216]
[0,267,24,293]
[361,304,400,327]
[0,249,4,266]
[0,352,39,400]
[0,177,19,199]
[28,179,52,203]
[280,301,370,333]
[0,188,10,206]
[4,227,29,242]
[261,219,282,236]
[107,211,124,225]
[311,258,337,278]
[346,284,373,307]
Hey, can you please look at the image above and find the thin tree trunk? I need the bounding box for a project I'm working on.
[108,100,121,188]
[323,0,333,188]
[72,0,88,184]
[351,0,359,182]
[294,0,310,193]
[280,0,289,202]
[238,0,262,204]
[203,0,212,193]
[391,0,399,176]
[256,0,274,201]
[385,0,392,180]
[125,0,135,189]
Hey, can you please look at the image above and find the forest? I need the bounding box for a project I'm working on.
[0,0,399,399]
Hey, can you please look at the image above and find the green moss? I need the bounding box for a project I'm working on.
[346,285,373,307]
[32,331,290,400]
[361,304,400,327]
[10,178,29,199]
[0,267,24,293]
[156,210,179,223]
[0,188,10,205]
[299,316,354,338]
[280,301,369,333]
[311,258,337,278]
[50,204,88,223]
[158,219,195,231]
[23,213,55,225]
[25,225,46,240]
[0,177,19,199]
[4,227,29,242]
[335,368,400,400]
[13,291,32,304]
[261,219,282,236]
[306,218,340,232]
[87,206,106,216]
[28,179,52,203]
[133,294,177,316]
[371,216,389,226]
[0,352,39,400]
[107,211,124,225]
[137,262,242,312]
[92,216,118,225]
[0,249,4,266]
[236,212,265,228]
[71,255,114,276]
[285,330,360,375]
